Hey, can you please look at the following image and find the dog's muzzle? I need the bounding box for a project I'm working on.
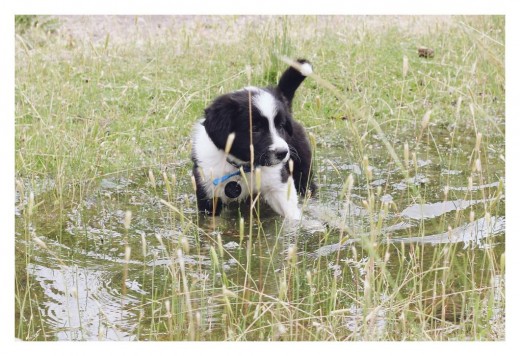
[260,148,290,166]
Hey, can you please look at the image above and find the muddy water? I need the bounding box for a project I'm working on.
[15,125,505,340]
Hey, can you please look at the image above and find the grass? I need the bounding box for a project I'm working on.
[15,15,505,341]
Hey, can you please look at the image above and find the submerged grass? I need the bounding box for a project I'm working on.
[15,15,505,341]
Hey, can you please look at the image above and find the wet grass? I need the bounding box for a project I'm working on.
[15,15,505,341]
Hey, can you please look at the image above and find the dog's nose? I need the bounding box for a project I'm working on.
[274,148,289,161]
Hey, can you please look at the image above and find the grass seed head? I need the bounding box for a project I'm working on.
[362,155,369,172]
[180,236,190,254]
[33,236,47,249]
[366,166,373,181]
[474,158,482,172]
[402,55,409,78]
[456,96,462,115]
[222,286,238,299]
[162,171,170,185]
[287,244,297,265]
[225,133,236,154]
[165,300,171,317]
[191,175,197,192]
[286,176,294,200]
[209,246,219,267]
[141,231,147,257]
[28,191,34,216]
[308,132,316,149]
[255,167,262,191]
[239,217,245,242]
[346,174,354,194]
[124,245,131,263]
[475,132,482,152]
[155,233,164,247]
[217,233,224,258]
[124,210,132,229]
[148,169,156,188]
[421,110,432,131]
[485,212,491,225]
[306,270,312,285]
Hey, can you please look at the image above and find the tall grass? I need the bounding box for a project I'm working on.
[15,15,505,341]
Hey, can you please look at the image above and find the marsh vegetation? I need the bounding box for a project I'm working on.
[15,15,505,341]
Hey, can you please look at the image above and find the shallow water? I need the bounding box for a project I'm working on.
[15,124,505,340]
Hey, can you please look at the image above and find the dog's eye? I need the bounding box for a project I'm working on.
[275,120,286,131]
[252,120,268,132]
[274,114,285,128]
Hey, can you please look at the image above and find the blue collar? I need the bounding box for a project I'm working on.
[212,158,253,186]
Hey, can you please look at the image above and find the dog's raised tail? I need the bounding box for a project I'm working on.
[277,58,312,107]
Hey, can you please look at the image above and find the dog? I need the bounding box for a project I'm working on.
[191,59,316,219]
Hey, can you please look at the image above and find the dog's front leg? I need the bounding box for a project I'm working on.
[262,179,302,220]
[193,165,222,216]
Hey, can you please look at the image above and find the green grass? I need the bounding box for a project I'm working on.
[15,15,505,341]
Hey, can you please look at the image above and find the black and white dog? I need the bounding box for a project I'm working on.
[191,59,316,219]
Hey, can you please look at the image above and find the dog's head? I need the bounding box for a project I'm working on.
[203,59,312,167]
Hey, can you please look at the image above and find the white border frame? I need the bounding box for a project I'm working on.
[2,1,516,355]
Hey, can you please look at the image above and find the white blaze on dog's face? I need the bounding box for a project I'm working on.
[200,85,294,167]
[252,90,290,165]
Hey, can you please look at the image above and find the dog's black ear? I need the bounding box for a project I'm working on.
[277,59,312,109]
[203,95,238,150]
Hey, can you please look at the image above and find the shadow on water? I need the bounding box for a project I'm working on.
[15,125,505,340]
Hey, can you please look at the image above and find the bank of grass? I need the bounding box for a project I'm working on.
[15,15,505,340]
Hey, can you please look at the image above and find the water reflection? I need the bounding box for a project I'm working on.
[401,199,487,219]
[28,261,138,340]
